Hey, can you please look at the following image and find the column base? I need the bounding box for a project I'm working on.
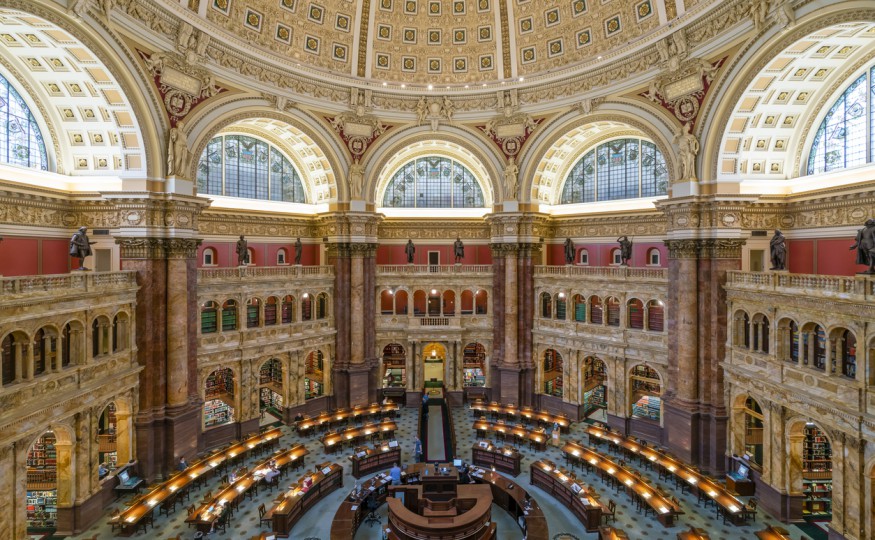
[134,411,166,482]
[496,366,521,404]
[202,418,259,450]
[827,525,851,540]
[164,403,202,471]
[54,478,117,535]
[347,364,372,407]
[662,399,728,474]
[333,368,350,409]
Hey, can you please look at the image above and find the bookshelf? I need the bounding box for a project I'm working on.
[98,404,117,471]
[802,424,832,517]
[301,296,312,320]
[221,302,236,331]
[647,303,664,331]
[304,378,323,400]
[606,299,620,326]
[305,351,324,399]
[813,326,826,370]
[26,432,57,530]
[543,349,563,397]
[556,297,567,319]
[591,301,603,324]
[629,302,644,329]
[382,345,407,387]
[463,368,485,387]
[631,395,661,421]
[260,387,283,410]
[260,359,282,386]
[790,323,799,362]
[204,398,234,427]
[201,306,217,333]
[573,299,586,322]
[583,386,606,416]
[463,343,486,387]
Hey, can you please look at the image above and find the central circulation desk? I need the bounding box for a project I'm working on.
[321,419,398,452]
[296,403,399,434]
[561,441,681,527]
[530,459,609,532]
[583,424,747,523]
[469,466,549,540]
[470,401,571,432]
[472,420,547,451]
[471,442,522,476]
[387,483,495,540]
[270,462,343,536]
[186,444,309,532]
[114,427,282,536]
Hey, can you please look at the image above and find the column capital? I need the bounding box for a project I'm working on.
[489,242,542,257]
[325,242,378,258]
[115,237,202,259]
[664,238,745,259]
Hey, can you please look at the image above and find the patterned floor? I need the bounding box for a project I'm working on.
[64,404,813,540]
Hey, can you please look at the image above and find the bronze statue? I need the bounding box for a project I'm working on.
[453,237,464,263]
[236,235,249,266]
[405,239,415,264]
[769,230,786,270]
[617,236,632,266]
[850,218,875,274]
[564,238,575,265]
[294,237,302,265]
[69,226,96,271]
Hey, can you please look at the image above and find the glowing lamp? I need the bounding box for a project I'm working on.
[148,499,158,507]
[542,465,552,472]
[659,506,669,514]
[572,450,580,456]
[648,455,657,462]
[642,492,651,499]
[126,516,136,523]
[588,458,598,465]
[686,477,697,485]
[728,504,740,513]
[667,465,676,472]
[607,467,616,474]
[624,479,633,486]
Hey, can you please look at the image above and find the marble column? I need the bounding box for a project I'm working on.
[349,253,364,365]
[328,244,350,409]
[0,444,16,540]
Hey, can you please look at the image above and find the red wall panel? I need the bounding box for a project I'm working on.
[198,242,320,268]
[0,237,39,276]
[787,239,814,274]
[816,238,860,276]
[376,243,492,265]
[42,239,72,274]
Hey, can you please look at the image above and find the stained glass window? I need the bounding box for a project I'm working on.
[382,156,485,208]
[560,138,667,204]
[0,73,48,170]
[196,134,306,203]
[807,71,869,175]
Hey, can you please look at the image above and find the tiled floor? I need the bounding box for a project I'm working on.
[66,404,812,540]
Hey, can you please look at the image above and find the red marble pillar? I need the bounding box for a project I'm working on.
[329,244,350,409]
[517,243,537,407]
[490,250,506,397]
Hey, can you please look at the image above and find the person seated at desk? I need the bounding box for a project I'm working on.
[294,412,305,423]
[177,456,188,471]
[389,463,402,485]
[98,463,108,479]
[264,463,280,482]
[458,465,471,484]
[228,470,237,483]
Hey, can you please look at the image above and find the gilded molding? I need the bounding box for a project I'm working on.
[165,238,202,259]
[664,238,745,259]
[115,237,168,259]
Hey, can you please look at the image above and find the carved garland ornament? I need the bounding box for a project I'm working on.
[139,50,225,127]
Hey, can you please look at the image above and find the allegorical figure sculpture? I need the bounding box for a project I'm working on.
[504,157,519,199]
[674,122,699,181]
[166,121,191,178]
[617,236,632,266]
[294,237,303,265]
[564,238,575,265]
[850,218,875,274]
[405,239,416,264]
[453,237,464,263]
[69,226,96,271]
[769,229,787,270]
[236,235,249,266]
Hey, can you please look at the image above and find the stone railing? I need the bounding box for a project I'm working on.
[199,265,334,282]
[534,265,667,280]
[726,271,872,300]
[0,271,138,300]
[377,265,493,276]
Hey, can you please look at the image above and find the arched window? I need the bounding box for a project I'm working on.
[475,290,488,315]
[442,290,455,316]
[202,247,217,266]
[277,248,288,265]
[646,300,664,332]
[246,298,260,328]
[201,301,218,333]
[742,397,764,466]
[540,292,552,319]
[427,289,441,316]
[395,290,409,315]
[246,248,256,266]
[1,334,15,385]
[413,290,426,317]
[264,296,278,326]
[316,293,328,319]
[807,67,874,175]
[647,248,661,266]
[281,295,295,323]
[221,300,237,331]
[382,156,485,208]
[605,297,621,327]
[197,134,307,202]
[590,296,603,324]
[0,72,48,170]
[572,294,586,322]
[611,249,622,265]
[560,138,668,203]
[301,293,313,321]
[204,368,235,428]
[628,299,644,330]
[543,349,563,397]
[555,293,566,320]
[579,249,589,265]
[380,290,394,315]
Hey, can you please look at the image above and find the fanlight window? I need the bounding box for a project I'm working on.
[560,138,668,204]
[807,67,874,175]
[382,156,485,208]
[197,134,307,203]
[0,73,48,170]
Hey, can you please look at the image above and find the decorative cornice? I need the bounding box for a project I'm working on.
[165,238,202,259]
[115,237,167,259]
[664,238,746,259]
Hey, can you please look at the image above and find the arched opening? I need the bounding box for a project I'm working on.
[801,323,826,370]
[246,247,256,266]
[610,248,622,265]
[301,293,313,321]
[304,350,325,399]
[462,343,486,387]
[97,402,118,477]
[555,293,567,320]
[202,247,217,266]
[246,297,261,328]
[422,343,446,386]
[203,368,235,428]
[112,313,129,352]
[91,317,110,358]
[571,294,586,322]
[475,289,488,315]
[201,301,218,333]
[427,289,441,316]
[605,296,620,327]
[277,248,288,265]
[832,328,857,379]
[3,333,22,384]
[32,328,49,377]
[579,249,589,265]
[282,295,296,324]
[590,296,603,324]
[442,290,455,316]
[788,421,833,520]
[380,290,394,315]
[646,300,664,332]
[751,314,770,354]
[221,300,238,331]
[381,156,487,209]
[734,310,750,348]
[742,396,764,467]
[259,359,283,422]
[542,349,563,397]
[627,299,644,330]
[582,357,607,418]
[395,290,409,315]
[460,290,473,315]
[647,248,661,266]
[316,292,329,319]
[26,431,58,533]
[777,319,800,363]
[413,290,426,317]
[381,344,407,388]
[540,292,552,319]
[264,296,279,326]
[630,364,662,423]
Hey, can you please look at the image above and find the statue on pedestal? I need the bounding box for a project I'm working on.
[850,218,875,274]
[294,237,303,265]
[617,236,632,266]
[405,239,415,264]
[564,238,575,265]
[453,237,464,263]
[769,230,786,270]
[69,227,96,271]
[236,235,249,266]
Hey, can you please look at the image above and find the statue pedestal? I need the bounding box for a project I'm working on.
[768,268,789,273]
[165,175,194,196]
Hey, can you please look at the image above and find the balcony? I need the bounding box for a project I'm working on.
[534,265,667,280]
[199,265,334,283]
[726,271,875,301]
[377,264,493,276]
[0,271,138,301]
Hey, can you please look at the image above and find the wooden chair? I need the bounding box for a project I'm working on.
[200,489,212,504]
[258,503,274,528]
[214,509,229,534]
[602,499,616,523]
[159,493,178,517]
[186,505,197,528]
[108,508,121,532]
[136,510,154,534]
